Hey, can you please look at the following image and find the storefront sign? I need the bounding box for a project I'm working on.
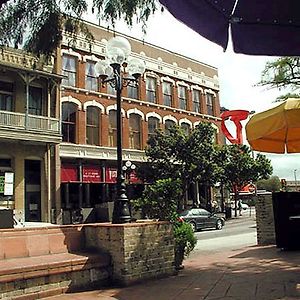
[82,166,102,183]
[61,165,78,182]
[105,168,117,183]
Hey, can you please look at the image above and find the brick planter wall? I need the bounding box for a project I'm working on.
[255,193,276,245]
[84,221,175,285]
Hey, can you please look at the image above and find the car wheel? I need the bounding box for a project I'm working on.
[216,219,223,230]
[189,222,197,232]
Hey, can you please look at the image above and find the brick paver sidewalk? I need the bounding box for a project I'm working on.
[44,245,300,300]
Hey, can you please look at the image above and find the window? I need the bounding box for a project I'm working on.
[206,93,214,116]
[85,61,98,91]
[62,55,76,87]
[129,114,142,149]
[62,102,77,143]
[29,86,43,115]
[127,82,138,99]
[178,85,187,110]
[86,106,100,145]
[108,110,117,147]
[162,81,173,107]
[192,89,201,113]
[181,123,191,135]
[147,117,160,140]
[107,83,116,96]
[0,81,13,111]
[165,120,176,135]
[146,77,157,103]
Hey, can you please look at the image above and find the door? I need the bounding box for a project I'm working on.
[25,160,41,222]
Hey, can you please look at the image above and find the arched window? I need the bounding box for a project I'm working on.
[178,85,187,110]
[192,89,201,113]
[127,82,138,99]
[206,93,215,115]
[62,55,77,87]
[62,102,77,143]
[146,77,157,103]
[107,83,116,96]
[129,114,142,149]
[165,120,176,135]
[108,110,117,147]
[86,106,101,145]
[148,116,160,140]
[162,81,173,107]
[85,61,98,91]
[181,122,191,135]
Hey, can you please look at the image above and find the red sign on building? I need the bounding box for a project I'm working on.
[105,168,117,183]
[82,166,102,183]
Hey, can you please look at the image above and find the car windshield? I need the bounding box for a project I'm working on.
[180,210,191,216]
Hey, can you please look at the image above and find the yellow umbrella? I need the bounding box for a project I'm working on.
[245,98,300,153]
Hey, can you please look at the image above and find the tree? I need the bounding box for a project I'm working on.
[137,122,218,210]
[256,175,281,192]
[0,0,158,57]
[215,144,272,217]
[258,57,300,100]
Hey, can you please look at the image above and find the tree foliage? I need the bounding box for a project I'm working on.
[215,144,272,216]
[137,123,218,205]
[0,0,158,57]
[132,178,181,221]
[215,144,272,192]
[259,57,300,100]
[256,175,281,192]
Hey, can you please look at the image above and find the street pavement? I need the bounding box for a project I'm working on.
[44,217,300,300]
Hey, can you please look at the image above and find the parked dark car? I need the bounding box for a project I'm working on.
[179,208,225,232]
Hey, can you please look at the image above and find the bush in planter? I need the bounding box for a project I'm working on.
[173,221,197,269]
[131,178,197,269]
[131,178,180,221]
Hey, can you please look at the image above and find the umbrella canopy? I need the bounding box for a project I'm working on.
[245,99,300,153]
[159,0,300,56]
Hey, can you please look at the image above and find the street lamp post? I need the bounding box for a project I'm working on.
[95,36,145,224]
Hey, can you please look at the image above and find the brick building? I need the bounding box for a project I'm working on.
[57,22,222,224]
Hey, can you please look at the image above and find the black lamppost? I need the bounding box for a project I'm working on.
[95,36,145,224]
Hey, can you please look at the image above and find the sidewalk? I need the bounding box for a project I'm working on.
[44,244,300,300]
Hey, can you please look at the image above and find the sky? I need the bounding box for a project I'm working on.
[86,7,300,181]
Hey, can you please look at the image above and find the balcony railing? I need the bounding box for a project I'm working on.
[0,110,60,133]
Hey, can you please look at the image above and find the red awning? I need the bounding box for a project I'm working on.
[61,165,78,182]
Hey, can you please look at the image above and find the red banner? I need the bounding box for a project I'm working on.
[82,166,102,183]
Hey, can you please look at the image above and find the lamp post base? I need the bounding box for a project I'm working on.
[112,177,131,224]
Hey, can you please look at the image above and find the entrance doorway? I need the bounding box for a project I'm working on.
[25,160,41,222]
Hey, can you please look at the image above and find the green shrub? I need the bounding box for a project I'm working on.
[173,221,197,268]
[131,178,196,269]
[131,178,181,221]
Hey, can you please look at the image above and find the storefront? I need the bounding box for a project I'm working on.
[60,159,144,224]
